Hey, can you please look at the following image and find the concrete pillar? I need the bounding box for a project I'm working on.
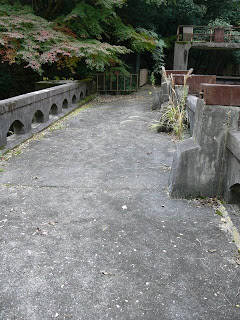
[173,42,191,70]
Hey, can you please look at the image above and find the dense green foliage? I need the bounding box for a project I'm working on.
[1,0,240,98]
[0,3,130,73]
[0,1,167,74]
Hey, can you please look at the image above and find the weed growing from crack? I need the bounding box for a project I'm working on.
[151,67,193,140]
[215,209,223,217]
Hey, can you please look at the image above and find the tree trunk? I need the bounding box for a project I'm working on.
[44,0,63,19]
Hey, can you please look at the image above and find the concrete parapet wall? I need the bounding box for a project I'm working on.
[152,78,171,110]
[173,43,191,70]
[225,131,240,203]
[0,80,93,152]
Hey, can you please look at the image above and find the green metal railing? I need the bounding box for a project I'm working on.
[96,73,139,93]
[177,25,240,43]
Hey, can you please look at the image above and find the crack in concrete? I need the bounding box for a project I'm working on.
[0,183,166,192]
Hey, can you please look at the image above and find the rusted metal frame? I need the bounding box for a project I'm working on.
[178,25,237,29]
[178,25,240,43]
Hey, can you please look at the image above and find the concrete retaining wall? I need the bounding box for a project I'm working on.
[0,80,93,153]
[169,86,240,203]
[225,131,240,203]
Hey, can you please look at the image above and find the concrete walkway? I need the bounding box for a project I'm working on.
[0,88,239,320]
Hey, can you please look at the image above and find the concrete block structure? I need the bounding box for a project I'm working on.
[165,76,240,204]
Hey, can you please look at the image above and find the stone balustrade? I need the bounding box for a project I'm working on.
[0,80,93,153]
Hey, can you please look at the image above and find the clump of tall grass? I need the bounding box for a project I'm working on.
[153,67,193,139]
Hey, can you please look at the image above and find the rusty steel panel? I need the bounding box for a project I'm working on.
[200,84,240,106]
[172,75,216,92]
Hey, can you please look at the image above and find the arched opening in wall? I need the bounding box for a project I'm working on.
[72,95,77,104]
[62,99,68,109]
[49,104,58,118]
[79,92,84,100]
[229,183,240,204]
[32,110,44,128]
[86,89,89,96]
[7,120,24,138]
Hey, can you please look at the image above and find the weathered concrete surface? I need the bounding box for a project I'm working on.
[186,95,198,135]
[225,131,240,203]
[169,98,240,199]
[173,43,191,70]
[191,42,240,50]
[0,88,240,320]
[0,80,93,150]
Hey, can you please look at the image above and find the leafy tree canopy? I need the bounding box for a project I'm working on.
[1,0,240,81]
[0,3,131,74]
[0,0,168,75]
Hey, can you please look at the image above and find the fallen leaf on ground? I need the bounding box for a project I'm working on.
[48,221,58,226]
[33,227,48,235]
[208,249,217,253]
[100,271,114,276]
